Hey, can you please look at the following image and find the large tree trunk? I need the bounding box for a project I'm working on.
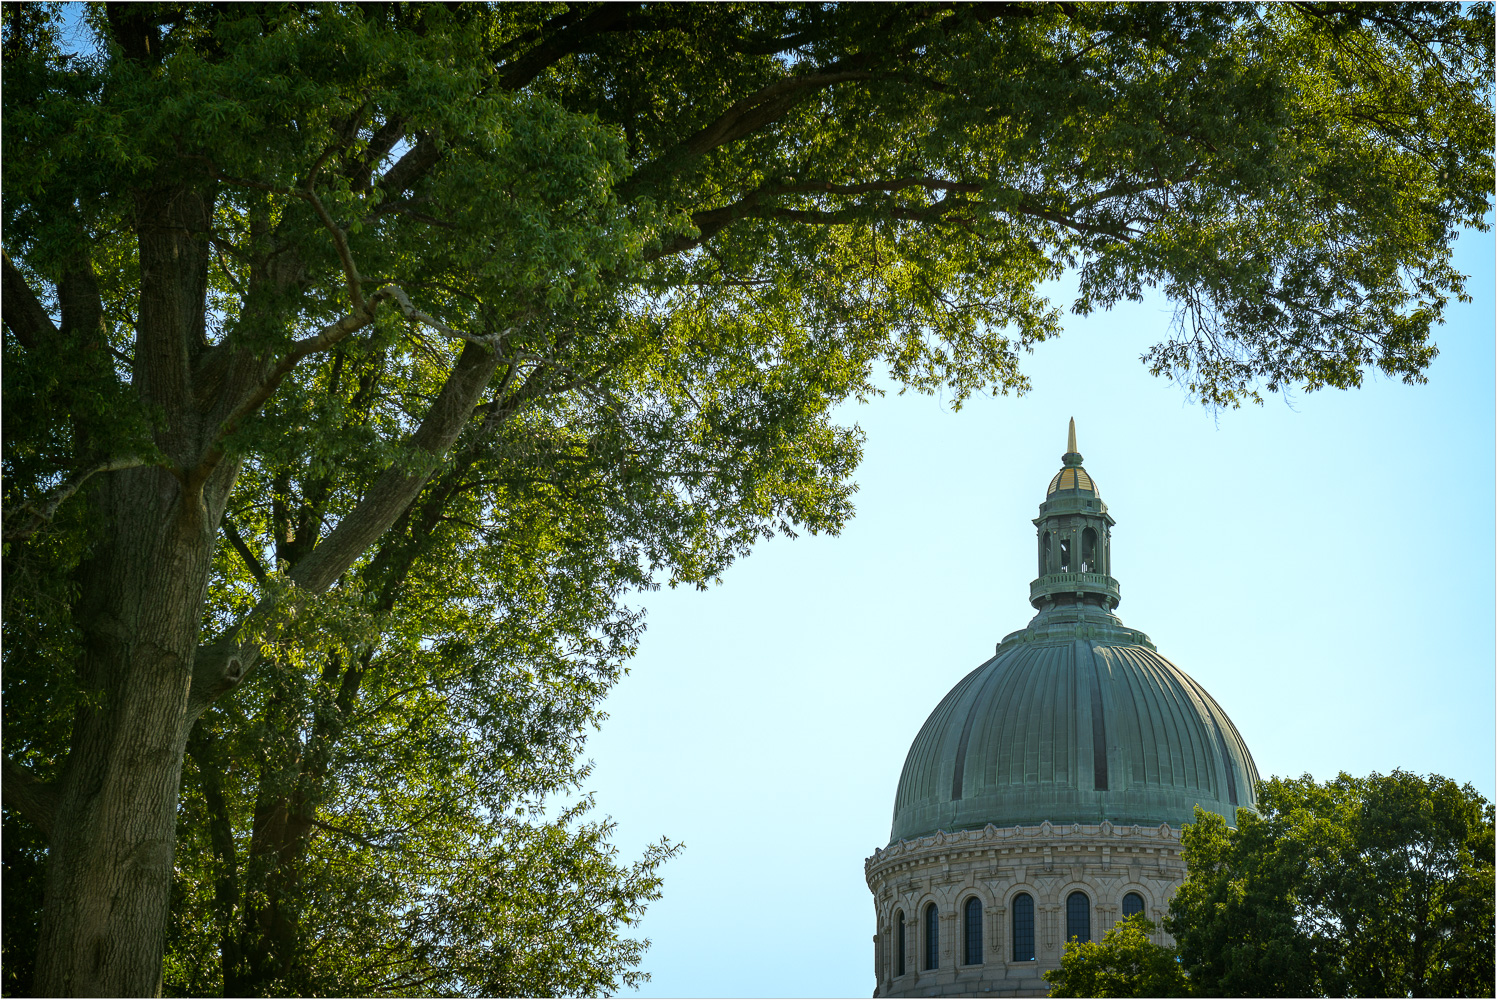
[24,157,501,990]
[34,466,218,996]
[33,185,228,997]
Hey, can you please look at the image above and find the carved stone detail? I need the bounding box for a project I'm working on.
[867,821,1187,998]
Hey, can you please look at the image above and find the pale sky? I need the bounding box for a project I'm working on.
[589,227,1496,998]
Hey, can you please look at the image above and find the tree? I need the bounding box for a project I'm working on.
[1044,915,1192,998]
[1167,772,1496,997]
[2,3,1492,994]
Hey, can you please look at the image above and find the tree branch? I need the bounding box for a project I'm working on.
[378,136,441,195]
[223,518,269,585]
[1,249,59,349]
[3,456,147,542]
[2,757,60,837]
[645,168,1155,260]
[287,339,503,594]
[185,332,514,719]
[303,185,365,311]
[308,816,402,851]
[493,3,641,91]
[347,116,409,191]
[181,304,385,501]
[621,64,879,200]
[184,729,243,974]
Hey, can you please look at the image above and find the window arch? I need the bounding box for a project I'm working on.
[1040,532,1051,575]
[963,897,983,965]
[1066,891,1091,944]
[1122,892,1144,920]
[895,910,906,977]
[924,903,939,970]
[1082,527,1098,573]
[1011,892,1035,961]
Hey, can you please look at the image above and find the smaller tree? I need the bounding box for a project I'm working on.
[1044,915,1192,998]
[1167,771,1496,998]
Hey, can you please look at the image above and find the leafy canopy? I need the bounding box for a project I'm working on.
[1167,772,1496,998]
[1045,915,1192,998]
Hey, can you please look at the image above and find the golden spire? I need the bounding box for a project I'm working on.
[1067,417,1078,455]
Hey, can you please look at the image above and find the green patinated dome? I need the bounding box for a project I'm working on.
[888,421,1259,845]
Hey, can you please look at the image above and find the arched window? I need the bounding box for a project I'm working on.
[1066,891,1091,944]
[1011,892,1035,961]
[1082,527,1097,573]
[895,910,906,977]
[963,897,983,965]
[1122,892,1144,920]
[1040,532,1050,575]
[1059,536,1071,571]
[924,903,939,970]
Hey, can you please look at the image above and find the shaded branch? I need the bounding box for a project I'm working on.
[184,283,503,500]
[493,3,641,91]
[182,303,388,501]
[622,65,878,198]
[4,456,147,542]
[347,115,410,190]
[619,2,1036,198]
[186,332,515,719]
[1,248,58,348]
[223,518,269,585]
[2,757,60,837]
[307,816,402,851]
[184,729,243,974]
[647,170,1156,259]
[378,136,440,195]
[303,184,365,311]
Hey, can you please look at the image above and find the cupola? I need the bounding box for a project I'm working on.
[1030,418,1119,610]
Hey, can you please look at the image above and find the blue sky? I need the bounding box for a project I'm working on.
[589,226,1496,998]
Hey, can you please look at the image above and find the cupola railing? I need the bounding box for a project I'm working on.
[1029,571,1120,605]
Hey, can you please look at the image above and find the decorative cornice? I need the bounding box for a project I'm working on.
[864,819,1182,887]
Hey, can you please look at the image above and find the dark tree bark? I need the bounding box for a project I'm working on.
[38,470,215,995]
[32,185,234,997]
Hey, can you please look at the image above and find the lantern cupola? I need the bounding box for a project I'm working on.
[1030,418,1119,610]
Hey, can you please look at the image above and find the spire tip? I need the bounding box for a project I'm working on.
[1067,417,1078,455]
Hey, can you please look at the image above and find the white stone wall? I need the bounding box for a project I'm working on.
[865,821,1187,998]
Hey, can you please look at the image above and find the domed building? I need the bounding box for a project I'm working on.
[864,421,1259,997]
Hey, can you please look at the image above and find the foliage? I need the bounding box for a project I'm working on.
[1044,915,1192,998]
[1,2,1493,995]
[1167,772,1496,998]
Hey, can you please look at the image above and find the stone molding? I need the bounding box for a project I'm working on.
[866,818,1182,886]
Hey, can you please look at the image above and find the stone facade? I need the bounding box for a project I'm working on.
[865,820,1186,998]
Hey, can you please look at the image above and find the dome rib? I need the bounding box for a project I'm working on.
[951,654,1008,800]
[893,661,985,815]
[1084,641,1109,792]
[1180,670,1255,808]
[1106,646,1151,786]
[992,646,1034,787]
[1173,667,1228,799]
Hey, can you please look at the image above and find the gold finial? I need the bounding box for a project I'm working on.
[1067,417,1078,454]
